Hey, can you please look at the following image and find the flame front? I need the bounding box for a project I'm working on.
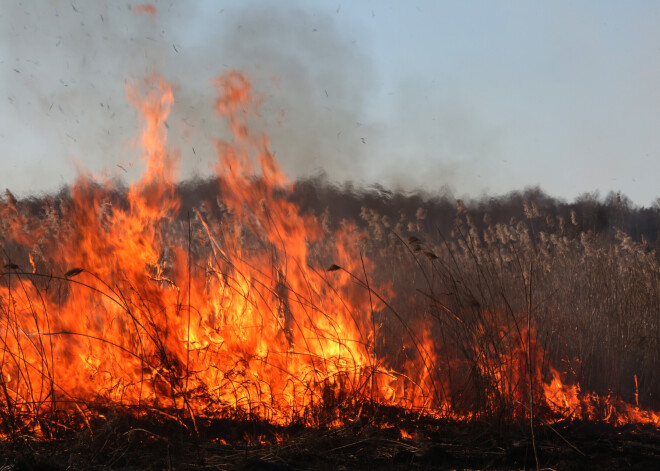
[0,73,657,436]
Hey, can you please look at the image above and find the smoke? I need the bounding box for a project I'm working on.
[3,2,659,206]
[0,1,377,195]
[366,75,504,196]
[210,5,375,182]
[0,2,167,193]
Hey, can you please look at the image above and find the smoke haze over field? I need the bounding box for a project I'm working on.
[0,2,377,194]
[1,1,660,205]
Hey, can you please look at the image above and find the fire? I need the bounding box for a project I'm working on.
[0,72,658,437]
[133,4,157,18]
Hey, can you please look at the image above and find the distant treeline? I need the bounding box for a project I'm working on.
[287,177,660,246]
[12,175,660,246]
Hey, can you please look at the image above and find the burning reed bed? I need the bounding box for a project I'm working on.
[4,181,657,433]
[0,72,659,469]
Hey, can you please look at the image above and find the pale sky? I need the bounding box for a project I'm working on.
[1,1,659,205]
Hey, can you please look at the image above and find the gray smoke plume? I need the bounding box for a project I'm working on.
[0,1,375,195]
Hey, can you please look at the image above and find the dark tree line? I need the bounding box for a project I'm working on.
[289,177,660,247]
[6,176,660,248]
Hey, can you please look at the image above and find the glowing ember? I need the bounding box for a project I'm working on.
[133,4,157,18]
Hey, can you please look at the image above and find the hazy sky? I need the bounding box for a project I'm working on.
[1,1,659,205]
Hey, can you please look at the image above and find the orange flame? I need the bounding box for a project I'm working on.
[133,4,157,18]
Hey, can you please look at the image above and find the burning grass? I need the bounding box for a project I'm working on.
[0,72,659,467]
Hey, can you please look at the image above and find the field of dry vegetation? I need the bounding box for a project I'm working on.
[1,178,659,470]
[1,71,659,468]
[291,180,660,415]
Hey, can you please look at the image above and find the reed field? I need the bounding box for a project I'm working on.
[0,72,658,469]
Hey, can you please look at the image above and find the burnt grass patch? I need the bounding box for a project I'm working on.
[1,409,659,470]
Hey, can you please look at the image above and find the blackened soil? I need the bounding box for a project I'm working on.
[1,414,658,470]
